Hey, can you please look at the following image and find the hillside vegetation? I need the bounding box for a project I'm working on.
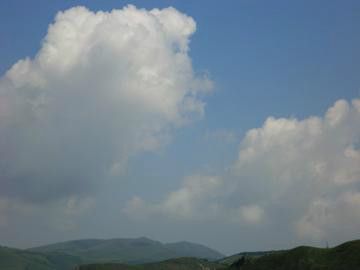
[1,239,360,270]
[219,251,271,266]
[77,257,226,270]
[78,240,360,270]
[0,246,81,270]
[229,240,360,270]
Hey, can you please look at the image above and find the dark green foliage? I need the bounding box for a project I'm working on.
[218,251,273,266]
[0,246,81,270]
[229,240,360,270]
[76,263,132,270]
[78,257,226,270]
[43,252,83,269]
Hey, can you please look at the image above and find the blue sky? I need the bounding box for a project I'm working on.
[1,0,360,254]
[2,0,360,118]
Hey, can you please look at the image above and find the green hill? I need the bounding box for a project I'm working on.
[218,251,272,266]
[0,246,81,270]
[29,237,223,264]
[229,240,360,270]
[76,257,226,270]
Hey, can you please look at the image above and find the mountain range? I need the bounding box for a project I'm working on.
[0,237,223,270]
[1,238,360,270]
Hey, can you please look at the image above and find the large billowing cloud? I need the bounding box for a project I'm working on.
[126,99,360,243]
[0,5,211,204]
[1,4,359,251]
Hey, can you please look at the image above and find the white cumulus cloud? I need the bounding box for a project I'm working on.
[126,98,360,244]
[231,98,360,240]
[0,5,211,204]
[239,204,264,224]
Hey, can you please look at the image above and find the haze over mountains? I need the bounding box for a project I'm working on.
[0,237,223,270]
[2,238,360,270]
[29,237,223,264]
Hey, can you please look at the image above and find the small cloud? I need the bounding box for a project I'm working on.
[123,175,224,221]
[122,196,149,220]
[239,204,265,225]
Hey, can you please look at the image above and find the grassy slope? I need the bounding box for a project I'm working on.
[0,246,81,270]
[30,237,224,264]
[230,240,360,270]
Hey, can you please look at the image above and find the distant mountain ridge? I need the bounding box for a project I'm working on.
[29,237,224,264]
[74,239,360,270]
[2,239,360,270]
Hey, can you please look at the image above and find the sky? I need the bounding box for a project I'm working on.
[0,0,360,255]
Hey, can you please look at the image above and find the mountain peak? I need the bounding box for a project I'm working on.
[29,237,224,265]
